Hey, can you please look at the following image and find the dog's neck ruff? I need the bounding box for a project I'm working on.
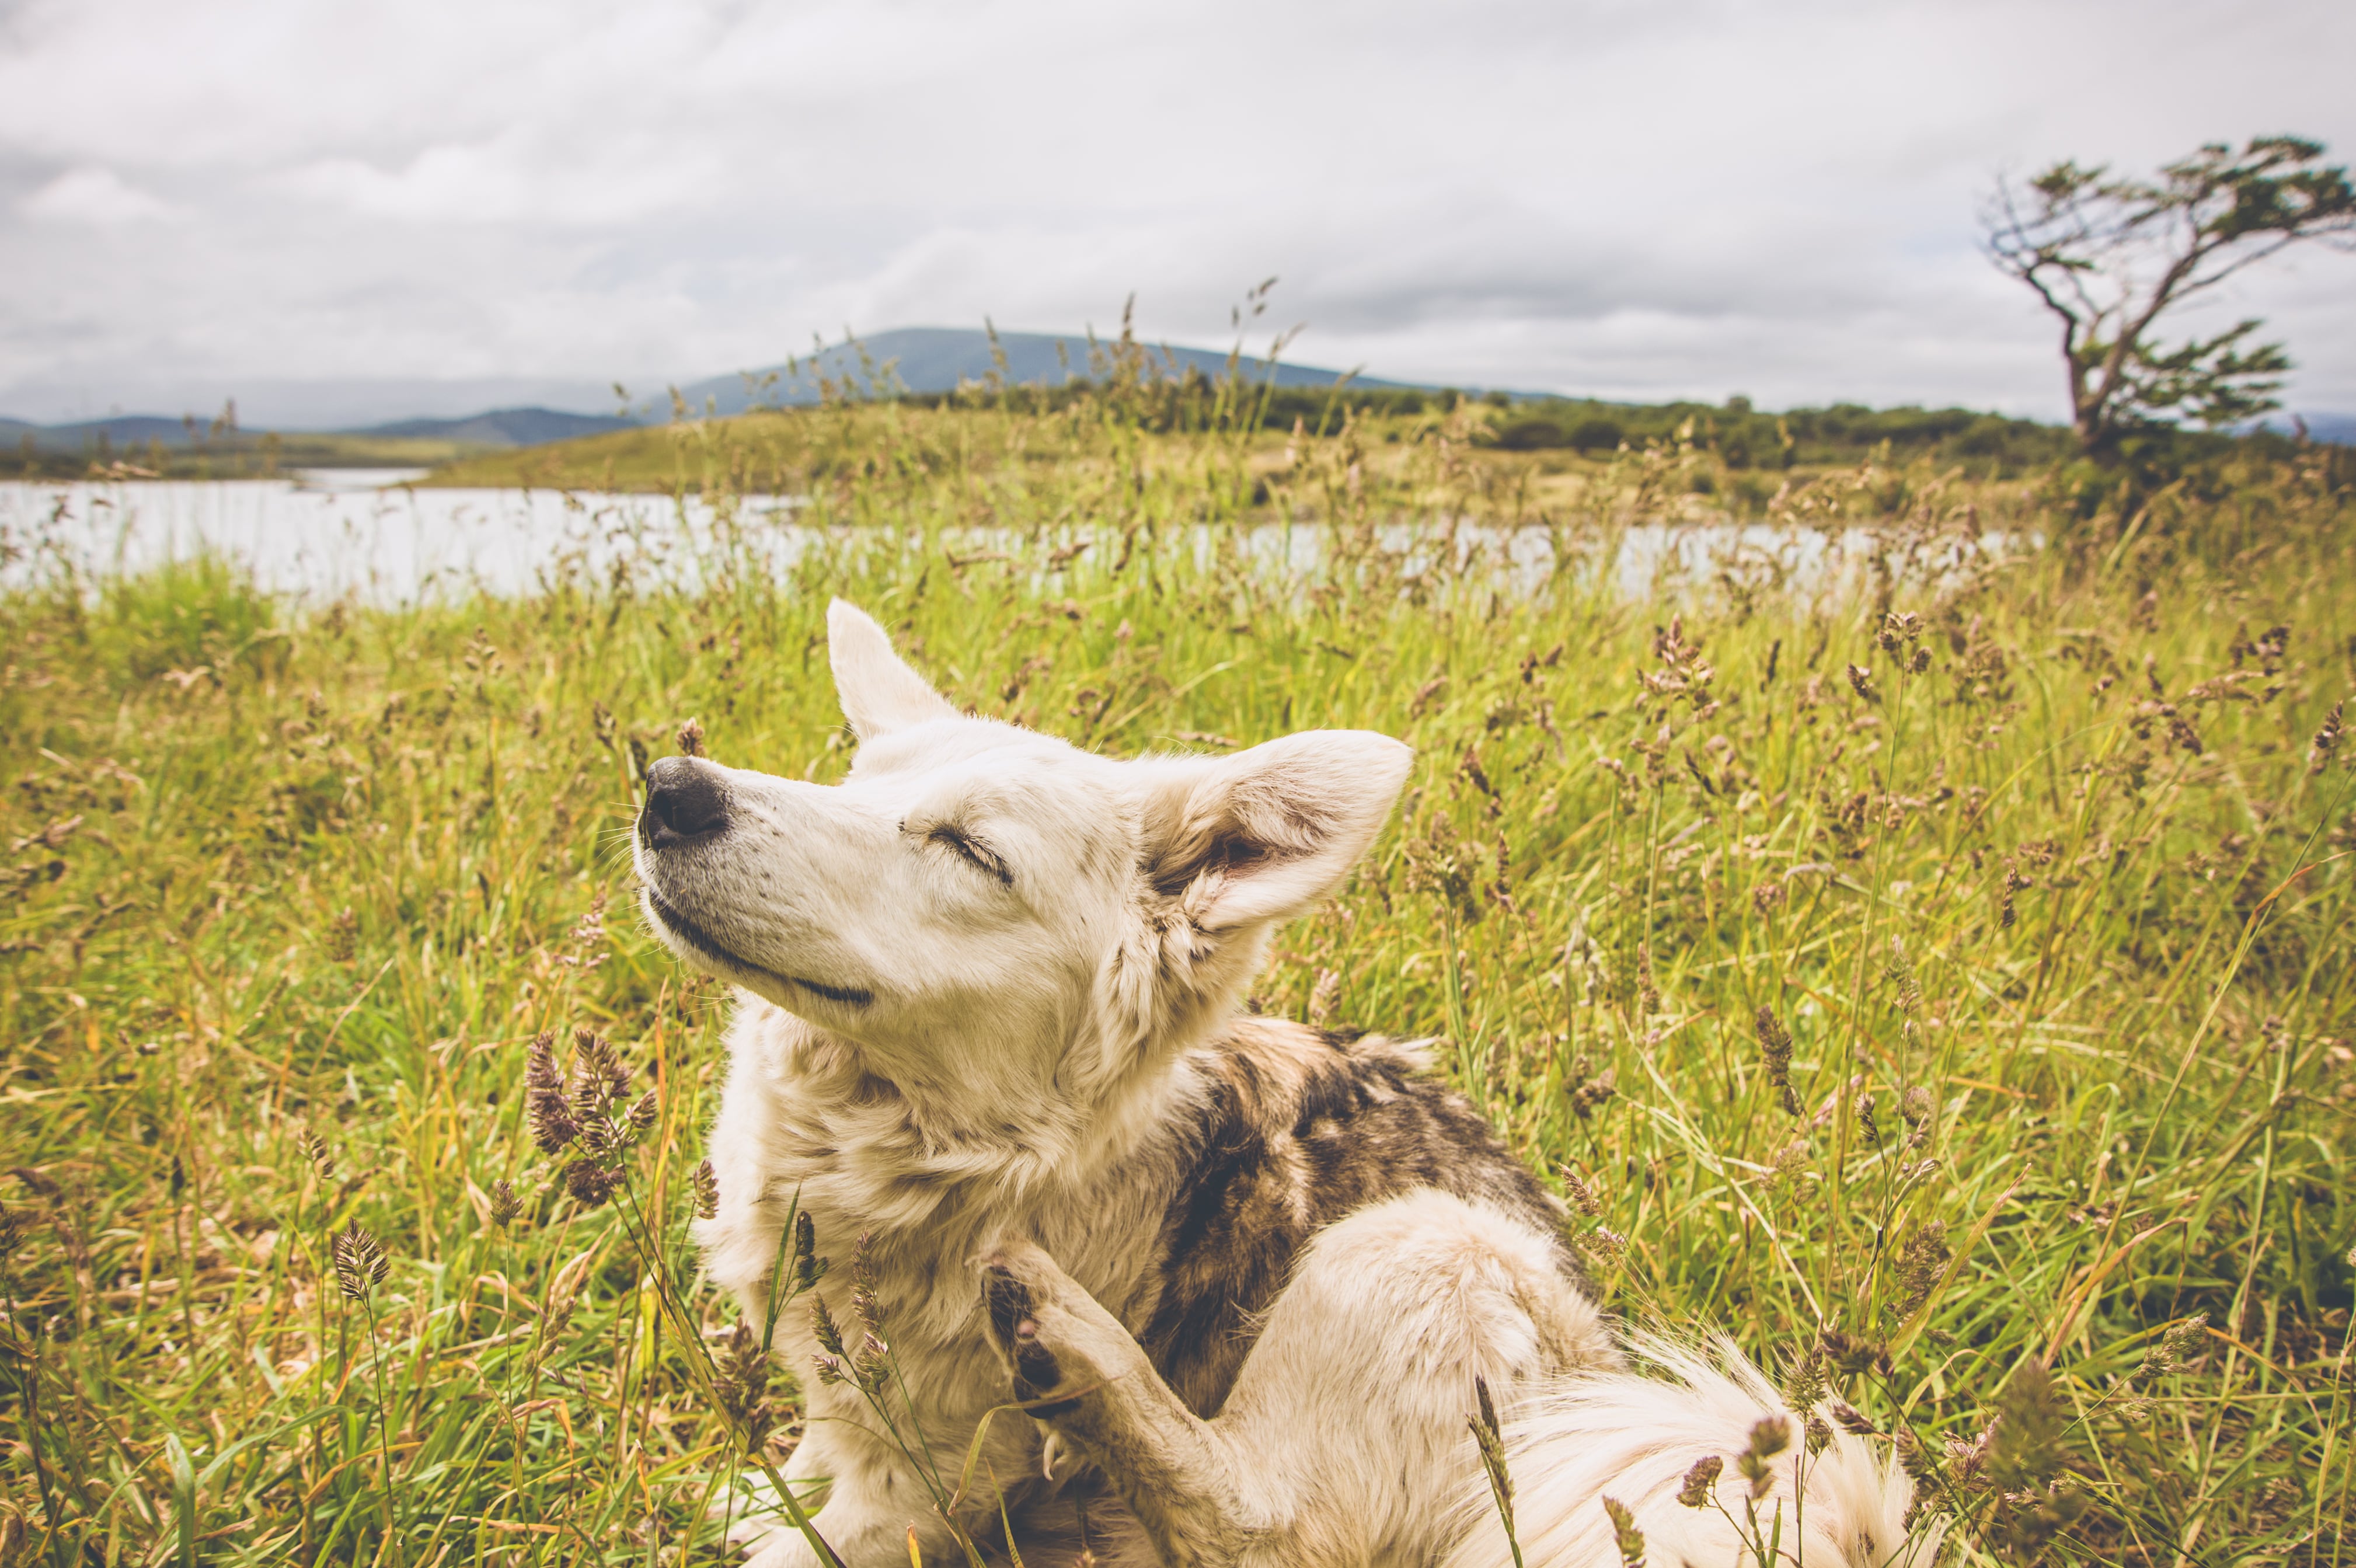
[730,992,1214,1231]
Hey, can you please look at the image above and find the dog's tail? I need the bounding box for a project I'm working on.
[1441,1334,1943,1568]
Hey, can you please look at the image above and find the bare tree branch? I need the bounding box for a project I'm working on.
[1980,135,2356,452]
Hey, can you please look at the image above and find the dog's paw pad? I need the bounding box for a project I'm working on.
[982,1261,1039,1343]
[981,1262,1086,1415]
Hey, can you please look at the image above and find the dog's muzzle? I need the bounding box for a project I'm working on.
[639,755,731,848]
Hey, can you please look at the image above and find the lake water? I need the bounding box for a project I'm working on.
[0,472,2003,607]
[0,471,815,604]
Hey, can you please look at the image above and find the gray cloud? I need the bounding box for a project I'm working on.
[2,0,2351,425]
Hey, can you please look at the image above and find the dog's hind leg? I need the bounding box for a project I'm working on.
[981,1190,1613,1567]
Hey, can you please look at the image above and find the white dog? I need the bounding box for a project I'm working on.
[634,601,1926,1567]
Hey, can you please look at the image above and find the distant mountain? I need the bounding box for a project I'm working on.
[2268,412,2356,446]
[2,329,1507,452]
[351,407,639,445]
[1,406,636,453]
[1,413,217,451]
[0,375,623,432]
[674,326,1427,414]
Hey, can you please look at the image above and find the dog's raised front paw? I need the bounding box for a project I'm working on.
[980,1243,1095,1417]
[978,1239,1168,1434]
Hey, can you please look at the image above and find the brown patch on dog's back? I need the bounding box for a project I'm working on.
[1138,1017,1584,1416]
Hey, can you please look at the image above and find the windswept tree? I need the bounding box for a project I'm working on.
[1983,136,2355,453]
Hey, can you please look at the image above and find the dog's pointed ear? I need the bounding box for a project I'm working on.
[1142,731,1413,931]
[829,600,956,740]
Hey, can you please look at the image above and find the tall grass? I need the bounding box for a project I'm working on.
[1,381,2351,1565]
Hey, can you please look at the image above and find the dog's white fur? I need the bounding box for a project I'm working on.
[635,601,1929,1567]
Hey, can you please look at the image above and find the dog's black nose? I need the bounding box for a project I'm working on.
[641,756,730,847]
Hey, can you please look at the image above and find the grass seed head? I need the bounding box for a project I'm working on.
[716,1321,774,1448]
[1891,1427,1941,1491]
[562,1158,621,1208]
[1854,1090,1882,1148]
[855,1329,893,1392]
[1884,939,1922,1015]
[330,1220,388,1303]
[1829,1401,1878,1435]
[564,888,608,963]
[524,1032,578,1154]
[1308,967,1341,1026]
[1557,1163,1604,1218]
[297,1127,336,1183]
[1737,1414,1791,1497]
[1818,1327,1893,1378]
[1766,1139,1811,1193]
[810,1291,846,1358]
[1895,1219,1951,1315]
[1675,1454,1721,1507]
[1987,1358,2070,1492]
[489,1177,522,1229]
[1566,1059,1617,1120]
[851,1229,884,1331]
[2140,1312,2207,1378]
[1468,1375,1518,1543]
[691,1159,719,1221]
[2310,699,2345,773]
[677,716,706,757]
[1782,1340,1827,1412]
[1602,1497,1646,1568]
[1754,1006,1800,1116]
[1943,1423,1993,1485]
[572,1028,629,1107]
[792,1208,822,1289]
[1636,943,1660,1018]
[1900,1084,1935,1147]
[571,1103,618,1161]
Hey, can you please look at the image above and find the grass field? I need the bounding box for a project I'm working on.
[2,385,2353,1565]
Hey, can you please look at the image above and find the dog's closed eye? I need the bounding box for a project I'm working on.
[925,823,1014,886]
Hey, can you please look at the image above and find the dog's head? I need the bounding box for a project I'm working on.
[633,601,1411,1097]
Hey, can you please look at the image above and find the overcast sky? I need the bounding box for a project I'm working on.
[2,0,2351,427]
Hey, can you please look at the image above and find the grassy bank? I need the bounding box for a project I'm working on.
[8,430,497,482]
[424,402,2033,511]
[1,395,2353,1564]
[419,382,2343,533]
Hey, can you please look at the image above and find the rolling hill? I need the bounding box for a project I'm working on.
[671,326,1423,414]
[350,408,639,445]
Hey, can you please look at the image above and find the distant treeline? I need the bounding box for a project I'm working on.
[15,371,2333,491]
[883,373,2294,479]
[1478,396,2086,473]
